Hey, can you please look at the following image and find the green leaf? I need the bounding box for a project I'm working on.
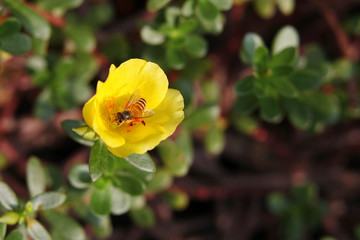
[89,140,108,181]
[0,181,18,211]
[61,120,95,147]
[5,230,24,240]
[26,220,51,240]
[158,141,190,177]
[178,18,197,35]
[112,171,146,196]
[176,129,194,165]
[30,192,66,211]
[276,0,295,15]
[64,25,95,52]
[33,89,55,121]
[47,165,64,191]
[185,34,207,58]
[235,75,255,96]
[124,153,156,173]
[43,210,85,240]
[240,33,264,65]
[26,156,46,197]
[196,9,224,34]
[182,104,220,130]
[254,0,276,19]
[284,98,312,130]
[205,124,225,154]
[3,0,51,40]
[208,0,233,10]
[110,187,131,215]
[166,41,186,70]
[272,25,299,54]
[270,77,298,98]
[38,0,83,11]
[233,94,258,116]
[69,164,92,189]
[140,25,165,45]
[147,0,171,11]
[130,206,156,228]
[162,190,189,211]
[182,0,195,17]
[254,46,270,75]
[165,6,180,26]
[0,223,6,239]
[305,93,340,124]
[0,17,21,37]
[197,0,219,21]
[289,70,323,91]
[0,212,19,225]
[147,170,173,192]
[90,184,112,215]
[271,47,297,67]
[72,125,98,142]
[259,95,283,123]
[271,66,293,76]
[267,192,288,215]
[0,33,31,55]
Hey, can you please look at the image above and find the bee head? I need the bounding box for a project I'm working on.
[116,112,124,123]
[123,110,131,120]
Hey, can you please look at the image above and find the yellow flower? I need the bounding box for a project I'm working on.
[82,59,184,157]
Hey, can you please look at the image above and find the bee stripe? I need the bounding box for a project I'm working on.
[131,98,146,116]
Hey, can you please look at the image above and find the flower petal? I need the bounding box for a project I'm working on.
[82,95,96,129]
[94,117,125,148]
[99,59,168,110]
[107,89,184,157]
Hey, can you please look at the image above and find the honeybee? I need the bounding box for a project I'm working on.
[115,89,154,126]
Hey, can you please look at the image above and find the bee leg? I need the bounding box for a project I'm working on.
[129,122,133,127]
[141,120,146,126]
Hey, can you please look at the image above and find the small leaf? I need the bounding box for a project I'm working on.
[33,89,55,121]
[304,93,340,124]
[110,187,131,215]
[182,0,195,17]
[147,0,171,11]
[26,219,51,240]
[26,156,46,197]
[284,98,312,130]
[197,0,219,21]
[3,0,51,40]
[185,34,207,58]
[0,223,6,239]
[254,46,270,75]
[112,154,154,182]
[61,120,95,147]
[30,192,66,211]
[68,164,92,189]
[208,0,233,10]
[43,210,86,240]
[0,212,19,225]
[289,70,323,91]
[158,141,190,177]
[38,0,84,11]
[162,190,189,211]
[267,192,289,215]
[89,140,108,181]
[165,6,180,26]
[270,77,298,98]
[90,184,112,215]
[0,17,21,37]
[271,47,297,67]
[124,153,156,173]
[176,129,194,166]
[166,41,186,70]
[233,94,258,116]
[140,25,165,45]
[204,124,225,155]
[147,170,173,192]
[64,25,95,52]
[254,0,276,19]
[5,230,24,240]
[277,0,295,15]
[112,171,146,196]
[72,125,99,141]
[182,104,220,130]
[259,95,283,123]
[272,25,299,54]
[235,75,255,96]
[0,33,31,55]
[130,206,156,228]
[177,18,197,35]
[240,33,264,65]
[196,9,224,34]
[0,181,19,211]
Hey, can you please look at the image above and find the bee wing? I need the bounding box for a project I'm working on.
[134,109,154,119]
[125,89,141,109]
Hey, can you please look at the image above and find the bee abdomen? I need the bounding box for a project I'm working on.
[132,98,146,115]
